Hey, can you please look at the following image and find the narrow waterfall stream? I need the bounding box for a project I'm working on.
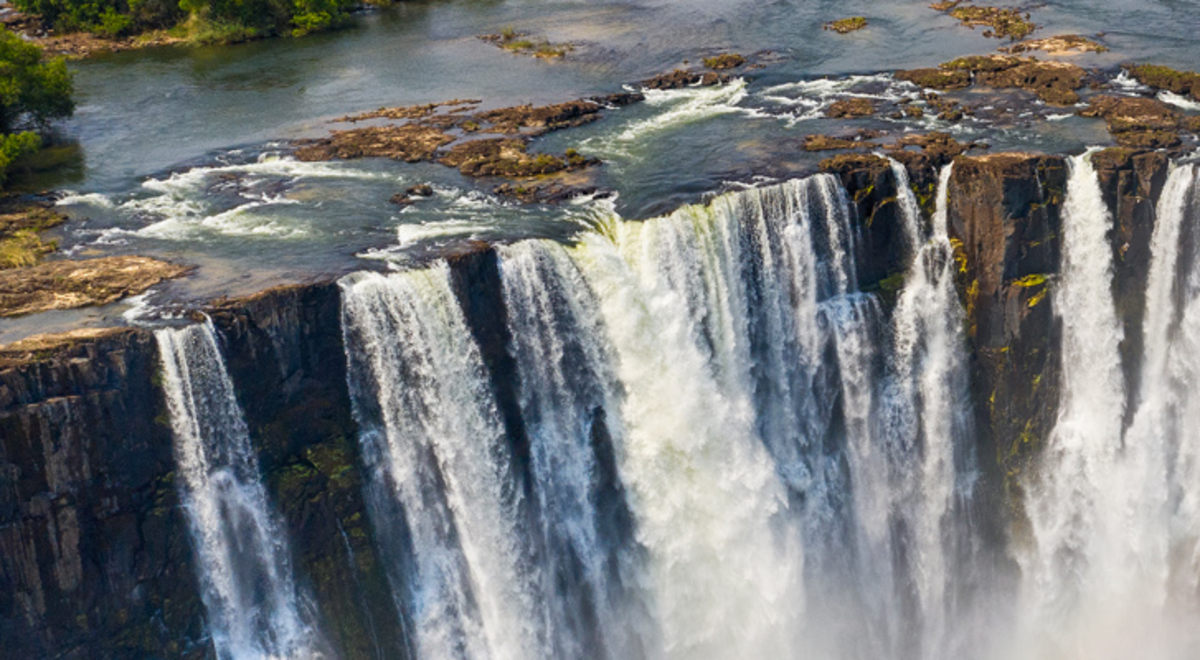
[156,319,322,660]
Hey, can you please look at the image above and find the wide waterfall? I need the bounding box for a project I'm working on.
[156,319,323,660]
[141,153,1200,660]
[336,166,984,660]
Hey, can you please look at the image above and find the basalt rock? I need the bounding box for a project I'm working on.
[295,124,455,163]
[0,328,207,659]
[1090,148,1170,416]
[703,53,746,70]
[1078,95,1185,148]
[820,153,910,289]
[940,55,1087,106]
[1125,64,1200,103]
[439,138,595,177]
[208,283,407,660]
[946,153,1066,515]
[895,67,971,91]
[826,98,877,118]
[1001,34,1108,55]
[641,69,728,90]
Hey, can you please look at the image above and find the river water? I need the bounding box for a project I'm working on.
[5,0,1187,331]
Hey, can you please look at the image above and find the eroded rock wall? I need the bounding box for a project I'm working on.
[0,329,206,659]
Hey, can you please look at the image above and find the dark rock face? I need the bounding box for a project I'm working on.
[0,329,206,659]
[1091,148,1170,421]
[947,153,1066,503]
[208,283,407,660]
[820,153,913,294]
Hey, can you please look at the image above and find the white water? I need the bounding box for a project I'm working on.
[1016,150,1142,659]
[156,319,321,660]
[340,267,547,660]
[333,168,993,660]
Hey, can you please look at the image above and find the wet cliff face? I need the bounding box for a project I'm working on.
[0,329,206,659]
[208,283,408,660]
[947,153,1067,504]
[1091,148,1170,416]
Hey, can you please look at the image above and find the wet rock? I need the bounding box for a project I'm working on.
[294,124,455,162]
[819,153,911,287]
[641,69,729,90]
[0,327,206,658]
[823,17,868,34]
[947,153,1066,501]
[479,29,574,58]
[937,3,1039,41]
[439,139,597,178]
[1125,64,1200,102]
[472,100,604,135]
[589,91,646,107]
[703,53,746,70]
[1001,34,1108,55]
[1090,148,1170,413]
[493,181,601,204]
[802,131,880,152]
[1077,95,1184,148]
[939,55,1087,105]
[406,183,434,197]
[0,256,191,318]
[895,67,971,90]
[826,98,877,118]
[888,132,989,194]
[336,99,480,123]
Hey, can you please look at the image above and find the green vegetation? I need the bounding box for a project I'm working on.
[0,31,73,188]
[932,3,1038,41]
[13,0,372,43]
[824,17,867,34]
[703,53,746,70]
[481,27,574,58]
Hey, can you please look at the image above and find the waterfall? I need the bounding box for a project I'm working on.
[340,267,547,660]
[848,163,976,660]
[156,319,321,660]
[1016,150,1133,657]
[496,240,652,660]
[336,169,987,660]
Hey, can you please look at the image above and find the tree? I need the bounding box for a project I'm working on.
[0,31,73,184]
[0,30,74,134]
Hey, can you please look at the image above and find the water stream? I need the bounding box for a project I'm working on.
[156,319,323,660]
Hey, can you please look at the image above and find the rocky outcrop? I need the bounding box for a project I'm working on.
[819,153,912,296]
[0,328,206,659]
[0,256,191,318]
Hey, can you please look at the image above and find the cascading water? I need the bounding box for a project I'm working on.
[156,319,322,660]
[340,266,546,660]
[1014,150,1196,660]
[864,163,978,660]
[333,166,990,660]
